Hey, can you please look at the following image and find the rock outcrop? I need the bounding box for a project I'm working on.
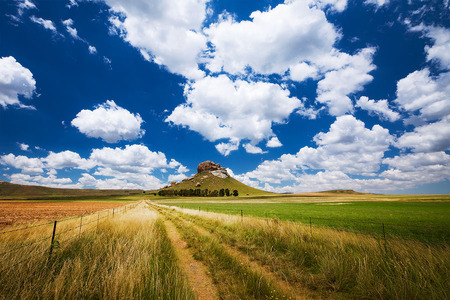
[197,161,229,178]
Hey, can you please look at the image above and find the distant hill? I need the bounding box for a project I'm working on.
[318,189,369,195]
[0,180,142,200]
[161,171,272,197]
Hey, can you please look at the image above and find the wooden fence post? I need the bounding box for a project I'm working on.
[48,220,57,260]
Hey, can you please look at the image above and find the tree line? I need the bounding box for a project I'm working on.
[158,188,238,197]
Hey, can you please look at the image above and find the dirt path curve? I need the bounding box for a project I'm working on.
[181,218,313,300]
[163,220,220,300]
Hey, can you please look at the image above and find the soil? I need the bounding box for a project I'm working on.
[0,201,127,227]
[164,220,219,300]
[182,218,313,300]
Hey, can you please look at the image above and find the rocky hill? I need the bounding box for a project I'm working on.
[160,161,271,197]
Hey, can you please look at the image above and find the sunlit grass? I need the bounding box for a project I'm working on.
[157,203,450,299]
[0,204,195,300]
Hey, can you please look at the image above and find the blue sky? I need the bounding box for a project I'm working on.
[0,0,449,194]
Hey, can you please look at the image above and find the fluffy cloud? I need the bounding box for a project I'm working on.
[88,46,97,54]
[266,137,282,148]
[381,152,450,185]
[411,25,450,69]
[43,151,94,170]
[9,173,76,188]
[87,144,187,189]
[71,100,145,143]
[166,75,301,154]
[243,143,267,154]
[316,48,376,116]
[18,143,29,151]
[215,140,239,156]
[0,154,44,175]
[396,117,450,153]
[0,56,36,108]
[241,115,393,185]
[90,144,171,173]
[105,0,208,79]
[395,69,450,122]
[289,62,319,82]
[30,16,57,32]
[316,0,348,12]
[1,144,187,189]
[356,96,400,121]
[205,0,338,75]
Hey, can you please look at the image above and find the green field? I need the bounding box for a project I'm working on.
[159,200,450,243]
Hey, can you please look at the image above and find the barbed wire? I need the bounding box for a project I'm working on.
[0,221,54,235]
[0,201,140,273]
[0,235,51,257]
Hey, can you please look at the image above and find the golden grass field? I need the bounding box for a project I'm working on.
[0,199,448,299]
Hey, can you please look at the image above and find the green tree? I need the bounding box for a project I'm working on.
[225,188,230,196]
[219,189,225,197]
[233,190,239,197]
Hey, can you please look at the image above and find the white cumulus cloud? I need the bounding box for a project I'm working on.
[166,75,301,155]
[241,115,393,185]
[396,117,450,153]
[411,24,450,69]
[71,100,145,143]
[44,151,95,170]
[243,143,267,154]
[266,137,282,148]
[18,143,30,151]
[316,48,376,116]
[395,69,450,122]
[356,96,400,121]
[0,154,44,175]
[0,56,36,109]
[104,0,208,79]
[205,0,339,75]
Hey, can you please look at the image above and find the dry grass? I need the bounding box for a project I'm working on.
[160,204,450,299]
[0,203,195,300]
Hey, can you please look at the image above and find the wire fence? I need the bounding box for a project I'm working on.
[0,201,140,274]
[177,206,449,244]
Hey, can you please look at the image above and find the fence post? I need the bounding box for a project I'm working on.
[97,212,100,230]
[48,220,57,260]
[382,223,386,241]
[241,210,243,221]
[79,216,83,237]
[309,217,312,237]
[113,208,114,217]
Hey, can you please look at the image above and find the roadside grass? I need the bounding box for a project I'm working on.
[162,201,450,243]
[0,204,195,300]
[157,204,450,300]
[154,206,289,300]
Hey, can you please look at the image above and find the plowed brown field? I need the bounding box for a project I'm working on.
[0,201,127,226]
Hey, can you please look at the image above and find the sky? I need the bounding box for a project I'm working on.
[0,0,449,194]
